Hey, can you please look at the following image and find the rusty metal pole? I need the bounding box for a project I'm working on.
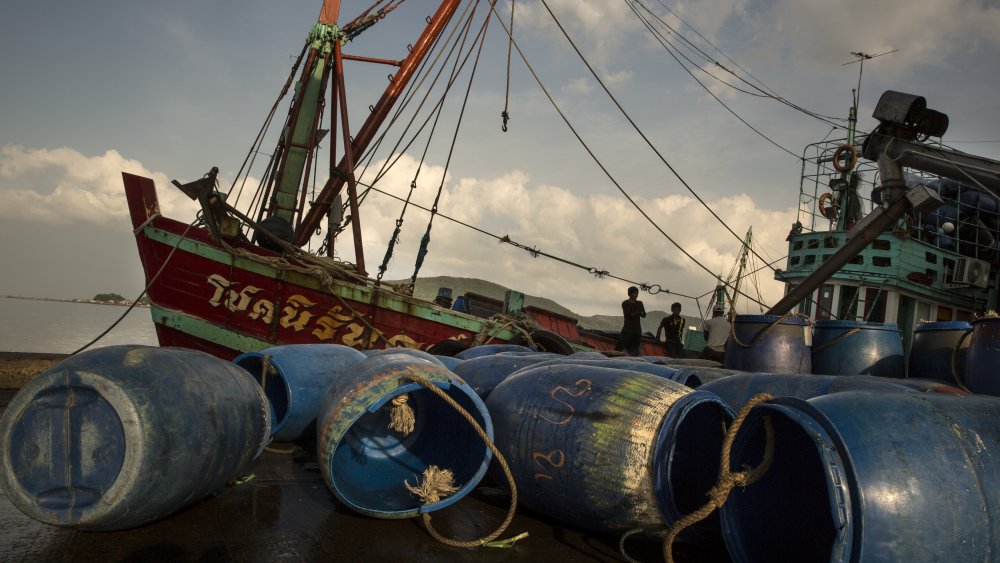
[334,40,366,275]
[294,0,465,246]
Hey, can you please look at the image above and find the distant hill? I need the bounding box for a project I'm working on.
[397,275,703,334]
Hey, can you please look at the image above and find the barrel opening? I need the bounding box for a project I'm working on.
[234,356,290,430]
[668,401,729,515]
[724,409,837,562]
[330,385,492,514]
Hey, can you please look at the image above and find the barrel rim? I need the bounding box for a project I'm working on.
[733,314,809,326]
[720,397,856,562]
[0,365,146,528]
[317,359,494,518]
[813,320,900,331]
[654,390,736,527]
[914,320,973,331]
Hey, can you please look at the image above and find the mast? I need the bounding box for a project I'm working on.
[293,0,465,252]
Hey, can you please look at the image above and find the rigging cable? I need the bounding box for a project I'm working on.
[362,179,702,302]
[501,0,515,132]
[625,0,802,159]
[536,0,787,280]
[375,1,483,282]
[486,0,769,309]
[409,0,494,288]
[638,0,848,127]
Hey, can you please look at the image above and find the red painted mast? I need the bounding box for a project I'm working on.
[294,0,464,251]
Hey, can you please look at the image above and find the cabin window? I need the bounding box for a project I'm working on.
[872,256,891,267]
[824,237,839,248]
[815,285,835,321]
[793,241,804,251]
[838,286,859,320]
[790,256,801,265]
[925,252,937,264]
[849,255,864,265]
[957,310,973,321]
[822,254,831,262]
[863,288,887,323]
[937,306,953,322]
[872,240,891,251]
[917,301,932,324]
[804,255,816,264]
[806,239,820,249]
[943,258,955,280]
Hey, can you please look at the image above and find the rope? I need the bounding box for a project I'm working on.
[729,313,808,349]
[501,0,515,132]
[71,218,198,356]
[472,314,536,347]
[401,373,522,548]
[408,3,492,288]
[389,394,416,434]
[810,327,862,355]
[664,393,776,563]
[405,465,459,503]
[618,528,656,563]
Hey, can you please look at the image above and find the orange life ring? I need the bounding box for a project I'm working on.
[832,144,858,172]
[818,192,839,220]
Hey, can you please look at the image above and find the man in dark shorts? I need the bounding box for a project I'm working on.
[615,286,646,356]
[657,302,685,358]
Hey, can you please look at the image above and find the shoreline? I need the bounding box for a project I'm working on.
[2,295,149,308]
[0,352,70,389]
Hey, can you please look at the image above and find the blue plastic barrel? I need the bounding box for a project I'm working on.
[454,343,535,360]
[669,366,747,388]
[517,357,680,382]
[361,347,448,368]
[965,317,1000,395]
[432,354,464,371]
[908,321,971,384]
[486,364,734,536]
[0,345,270,531]
[698,372,925,411]
[724,315,811,373]
[720,391,1000,562]
[567,351,612,360]
[452,353,557,399]
[315,354,492,518]
[811,320,904,377]
[233,344,365,442]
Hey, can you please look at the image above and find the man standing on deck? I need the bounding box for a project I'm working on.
[657,302,685,358]
[699,305,730,364]
[615,286,646,356]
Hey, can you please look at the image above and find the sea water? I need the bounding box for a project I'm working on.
[0,297,158,353]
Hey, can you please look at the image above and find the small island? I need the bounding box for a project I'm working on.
[2,294,150,307]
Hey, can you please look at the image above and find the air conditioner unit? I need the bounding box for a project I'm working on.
[951,257,990,288]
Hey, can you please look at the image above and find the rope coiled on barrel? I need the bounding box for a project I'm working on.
[663,393,776,563]
[401,374,523,548]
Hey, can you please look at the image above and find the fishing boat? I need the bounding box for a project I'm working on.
[772,90,1000,356]
[123,1,673,360]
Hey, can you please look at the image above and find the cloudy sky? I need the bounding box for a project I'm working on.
[2,0,999,318]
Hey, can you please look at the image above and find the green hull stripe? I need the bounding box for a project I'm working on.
[143,227,516,339]
[150,305,273,353]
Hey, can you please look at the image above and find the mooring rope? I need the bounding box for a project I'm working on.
[663,393,776,563]
[401,373,523,548]
[809,327,862,355]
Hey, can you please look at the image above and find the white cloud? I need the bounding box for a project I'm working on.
[334,153,794,315]
[0,145,199,227]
